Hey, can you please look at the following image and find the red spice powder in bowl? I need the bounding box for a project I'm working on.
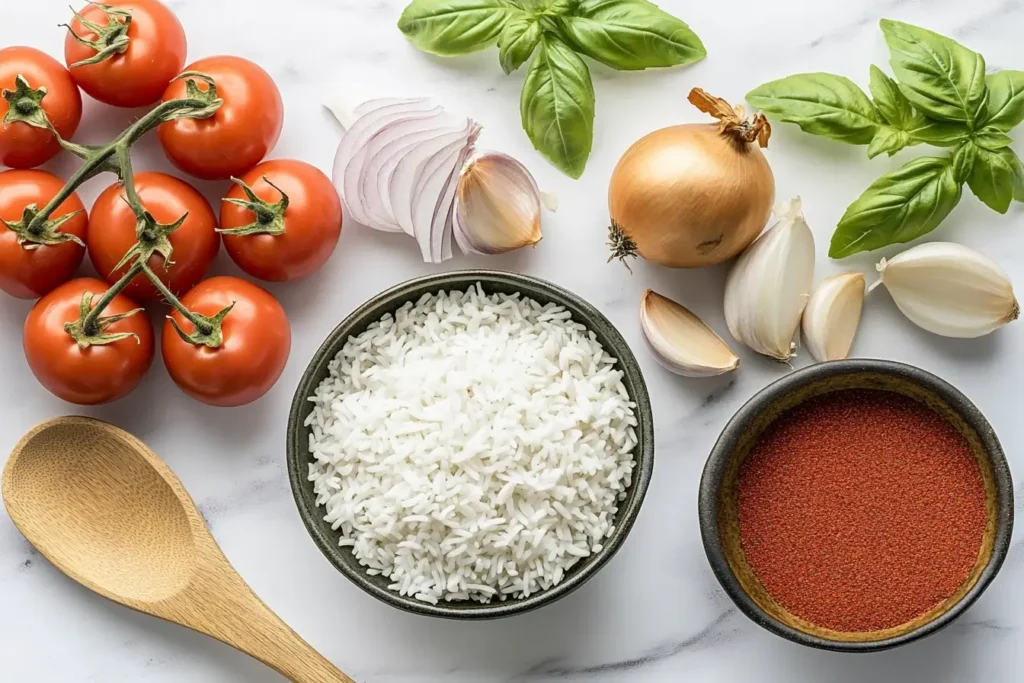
[699,360,1013,652]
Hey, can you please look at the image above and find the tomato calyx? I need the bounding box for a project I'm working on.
[62,3,133,68]
[64,268,145,348]
[159,73,222,122]
[166,301,234,348]
[111,207,186,274]
[2,75,52,130]
[217,176,289,236]
[2,203,86,250]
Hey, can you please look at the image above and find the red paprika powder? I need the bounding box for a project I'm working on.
[738,389,987,633]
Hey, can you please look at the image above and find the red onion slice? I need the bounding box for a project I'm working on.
[333,98,436,229]
[429,127,479,262]
[391,122,472,238]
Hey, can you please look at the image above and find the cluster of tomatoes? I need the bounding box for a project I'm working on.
[0,0,343,407]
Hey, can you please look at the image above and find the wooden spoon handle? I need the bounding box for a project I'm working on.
[176,570,355,683]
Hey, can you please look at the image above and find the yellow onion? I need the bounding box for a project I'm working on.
[607,88,775,269]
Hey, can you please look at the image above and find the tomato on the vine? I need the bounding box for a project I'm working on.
[0,47,82,168]
[88,171,219,304]
[63,0,186,108]
[0,170,88,300]
[158,56,283,180]
[220,159,343,282]
[24,278,153,405]
[162,277,290,407]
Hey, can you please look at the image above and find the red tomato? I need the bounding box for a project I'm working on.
[24,277,153,405]
[220,160,343,281]
[88,172,219,304]
[158,56,283,180]
[0,170,88,299]
[63,0,186,108]
[162,277,290,407]
[0,47,82,168]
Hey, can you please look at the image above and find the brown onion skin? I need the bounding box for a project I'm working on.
[608,123,774,268]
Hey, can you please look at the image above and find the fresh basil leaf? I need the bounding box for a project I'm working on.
[967,144,1021,213]
[499,15,541,74]
[879,19,987,124]
[747,73,879,144]
[982,70,1024,131]
[556,0,705,71]
[521,35,595,178]
[908,119,971,147]
[973,126,1014,150]
[829,156,962,257]
[952,141,976,184]
[867,126,912,158]
[869,65,916,129]
[398,0,517,56]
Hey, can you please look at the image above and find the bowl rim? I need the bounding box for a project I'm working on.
[698,358,1014,652]
[286,269,655,619]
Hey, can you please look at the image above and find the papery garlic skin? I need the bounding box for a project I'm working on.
[724,197,815,361]
[454,152,542,255]
[873,242,1019,338]
[802,272,865,361]
[641,290,739,377]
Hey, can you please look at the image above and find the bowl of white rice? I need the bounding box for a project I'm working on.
[287,270,653,618]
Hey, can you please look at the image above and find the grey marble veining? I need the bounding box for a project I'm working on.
[2,0,1024,680]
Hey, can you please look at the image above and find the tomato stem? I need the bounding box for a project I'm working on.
[141,264,213,336]
[79,261,143,337]
[13,72,226,347]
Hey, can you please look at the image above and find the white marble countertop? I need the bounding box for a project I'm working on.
[2,0,1023,680]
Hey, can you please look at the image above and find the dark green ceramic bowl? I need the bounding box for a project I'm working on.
[699,359,1013,652]
[287,270,654,619]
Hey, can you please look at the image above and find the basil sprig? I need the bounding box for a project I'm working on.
[398,0,705,178]
[747,20,1024,258]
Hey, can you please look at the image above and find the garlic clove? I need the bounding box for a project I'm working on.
[454,152,542,255]
[641,290,740,377]
[872,242,1019,338]
[724,197,815,361]
[802,272,866,361]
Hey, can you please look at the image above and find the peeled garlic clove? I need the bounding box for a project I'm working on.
[802,272,865,361]
[872,242,1019,338]
[454,152,542,255]
[724,197,815,361]
[641,290,739,377]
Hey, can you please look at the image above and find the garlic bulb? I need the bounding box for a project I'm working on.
[454,152,542,255]
[724,197,815,361]
[641,290,739,377]
[802,272,865,361]
[872,242,1019,338]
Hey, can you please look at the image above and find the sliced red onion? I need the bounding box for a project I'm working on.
[363,111,467,234]
[358,111,450,230]
[411,142,464,262]
[333,98,436,229]
[429,125,480,262]
[392,122,473,239]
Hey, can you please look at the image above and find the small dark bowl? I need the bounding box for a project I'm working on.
[699,359,1013,652]
[287,270,654,619]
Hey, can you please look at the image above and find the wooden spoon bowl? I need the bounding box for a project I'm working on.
[2,416,354,682]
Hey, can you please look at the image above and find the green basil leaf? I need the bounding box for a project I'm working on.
[967,144,1021,213]
[747,73,879,145]
[952,141,976,184]
[498,15,541,74]
[521,35,595,178]
[869,65,916,129]
[398,0,517,56]
[908,119,972,147]
[973,126,1014,151]
[982,70,1024,131]
[829,156,962,257]
[879,19,987,124]
[867,126,912,158]
[556,0,705,71]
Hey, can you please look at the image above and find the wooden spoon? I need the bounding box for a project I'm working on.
[2,416,354,683]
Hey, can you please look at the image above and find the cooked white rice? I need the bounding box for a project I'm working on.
[305,284,638,604]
